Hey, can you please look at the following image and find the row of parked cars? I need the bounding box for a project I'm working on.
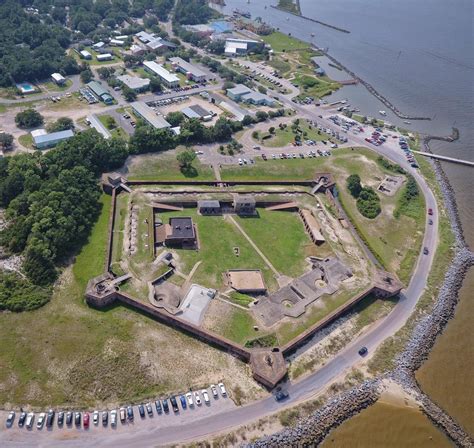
[5,383,227,431]
[260,149,331,162]
[148,94,190,108]
[156,83,205,97]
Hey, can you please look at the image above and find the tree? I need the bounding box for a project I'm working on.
[207,39,225,54]
[212,117,233,141]
[258,85,267,94]
[269,127,275,134]
[80,69,93,84]
[149,77,162,93]
[122,86,137,102]
[47,117,74,133]
[105,116,116,129]
[252,131,259,139]
[255,111,268,122]
[15,109,44,129]
[242,115,255,126]
[0,133,14,150]
[166,111,185,127]
[223,81,235,90]
[177,149,196,169]
[97,67,115,79]
[347,174,362,197]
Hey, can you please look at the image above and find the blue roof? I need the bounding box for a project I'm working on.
[210,21,233,33]
[34,129,74,145]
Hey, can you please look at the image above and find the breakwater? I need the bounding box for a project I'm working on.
[250,380,381,447]
[270,5,351,34]
[314,46,432,121]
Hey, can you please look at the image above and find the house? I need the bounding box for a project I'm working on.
[110,38,125,46]
[87,115,111,139]
[197,200,221,215]
[33,129,74,150]
[155,217,196,249]
[51,73,66,85]
[226,84,252,101]
[80,50,92,60]
[117,75,150,92]
[169,57,206,82]
[143,61,179,88]
[241,91,275,106]
[86,81,114,105]
[129,44,146,55]
[233,196,256,215]
[96,53,113,62]
[135,31,155,43]
[224,38,260,56]
[146,37,177,53]
[181,104,213,122]
[131,102,171,129]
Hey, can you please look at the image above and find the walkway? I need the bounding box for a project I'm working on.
[412,150,474,167]
[227,215,280,277]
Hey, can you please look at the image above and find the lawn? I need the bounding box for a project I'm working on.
[40,79,73,92]
[293,73,341,99]
[0,194,257,408]
[262,31,310,53]
[156,209,279,291]
[71,47,123,66]
[18,133,34,149]
[126,151,215,181]
[235,209,318,277]
[98,114,128,140]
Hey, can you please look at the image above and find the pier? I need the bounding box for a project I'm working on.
[413,151,474,167]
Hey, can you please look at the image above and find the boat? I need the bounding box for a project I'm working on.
[379,110,387,116]
[311,33,315,37]
[403,120,412,125]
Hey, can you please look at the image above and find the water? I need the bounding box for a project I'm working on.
[220,0,474,438]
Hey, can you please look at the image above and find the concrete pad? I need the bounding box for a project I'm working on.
[179,284,216,326]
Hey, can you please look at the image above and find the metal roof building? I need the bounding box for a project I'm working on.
[143,61,180,88]
[169,57,206,82]
[131,102,171,129]
[181,104,213,121]
[87,115,112,139]
[117,75,150,91]
[33,129,74,149]
[86,81,114,104]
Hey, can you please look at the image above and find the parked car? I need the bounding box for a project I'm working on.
[57,411,64,426]
[179,395,187,410]
[6,411,15,427]
[218,383,227,396]
[428,208,433,216]
[111,410,117,427]
[25,413,34,429]
[18,412,27,428]
[37,412,46,429]
[74,412,81,426]
[185,392,194,407]
[429,219,433,225]
[275,388,289,402]
[127,406,134,421]
[83,412,90,429]
[170,396,179,413]
[66,411,73,426]
[194,391,202,406]
[93,410,99,425]
[146,403,153,416]
[102,410,108,426]
[423,247,429,255]
[155,400,162,414]
[201,389,210,404]
[210,384,218,399]
[358,346,368,356]
[162,399,169,413]
[46,409,55,428]
[119,407,126,423]
[138,404,145,418]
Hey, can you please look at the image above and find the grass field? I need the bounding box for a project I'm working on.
[0,194,260,408]
[262,32,310,53]
[98,114,128,140]
[18,133,34,149]
[126,151,215,181]
[235,209,318,277]
[293,73,341,99]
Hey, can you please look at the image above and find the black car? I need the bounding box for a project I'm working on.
[275,389,289,402]
[423,247,429,255]
[155,400,162,415]
[127,406,134,421]
[57,411,64,426]
[102,411,108,426]
[358,346,368,356]
[66,412,73,426]
[18,412,27,427]
[138,404,145,418]
[428,219,433,225]
[169,396,179,413]
[46,409,55,428]
[162,399,169,414]
[74,412,81,426]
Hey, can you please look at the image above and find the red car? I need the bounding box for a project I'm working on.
[83,412,90,429]
[428,208,433,216]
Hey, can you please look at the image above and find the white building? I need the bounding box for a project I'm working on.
[131,102,171,129]
[110,39,125,46]
[169,57,206,82]
[224,38,260,56]
[51,73,66,85]
[80,50,92,60]
[117,75,150,92]
[143,61,179,88]
[96,53,113,62]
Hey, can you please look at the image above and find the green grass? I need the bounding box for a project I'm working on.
[293,73,341,99]
[235,209,318,277]
[18,133,34,149]
[110,193,128,275]
[221,307,258,344]
[276,0,301,14]
[40,79,73,92]
[262,31,310,53]
[98,114,128,140]
[126,151,215,181]
[72,47,122,66]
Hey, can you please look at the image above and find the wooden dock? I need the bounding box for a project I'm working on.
[413,151,474,167]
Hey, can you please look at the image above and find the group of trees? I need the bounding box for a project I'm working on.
[0,131,128,290]
[346,174,381,219]
[0,1,79,88]
[15,109,44,129]
[173,0,217,25]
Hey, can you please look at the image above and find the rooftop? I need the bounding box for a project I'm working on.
[117,75,150,90]
[131,101,171,129]
[33,129,74,145]
[143,61,180,84]
[227,84,252,96]
[169,57,206,78]
[241,91,273,103]
[182,104,212,119]
[168,217,195,239]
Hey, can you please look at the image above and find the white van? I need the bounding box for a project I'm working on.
[26,413,34,429]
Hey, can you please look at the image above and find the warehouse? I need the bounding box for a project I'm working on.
[182,104,213,122]
[86,81,114,105]
[117,75,150,92]
[33,129,74,149]
[143,61,180,88]
[51,73,66,85]
[169,57,206,82]
[131,102,171,129]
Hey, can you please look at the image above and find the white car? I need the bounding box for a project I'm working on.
[110,410,117,427]
[194,391,202,406]
[201,389,210,404]
[218,382,227,396]
[272,154,276,159]
[26,413,34,429]
[93,410,99,425]
[37,412,46,429]
[238,158,243,165]
[186,392,194,406]
[210,384,218,398]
